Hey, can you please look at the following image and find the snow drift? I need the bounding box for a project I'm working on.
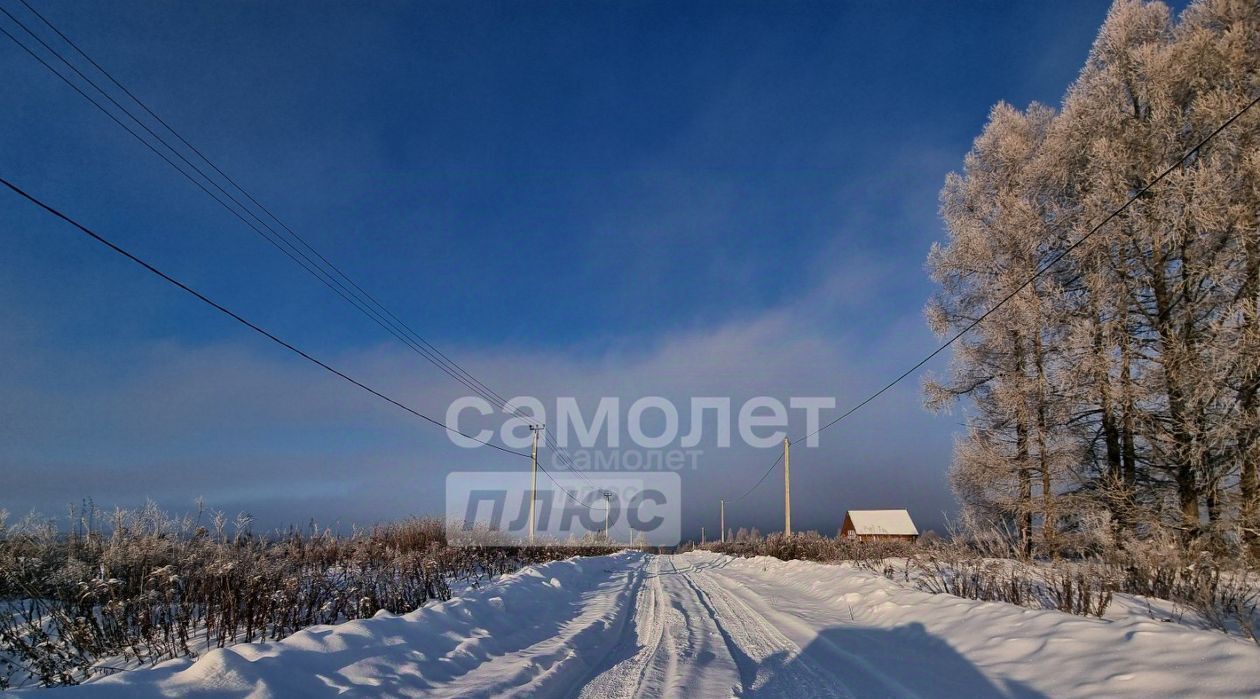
[21,551,1260,697]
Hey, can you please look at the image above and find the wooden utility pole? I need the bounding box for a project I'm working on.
[529,424,544,542]
[602,490,613,542]
[784,437,792,536]
[720,499,726,543]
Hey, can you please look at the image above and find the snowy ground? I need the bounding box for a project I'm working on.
[15,551,1260,697]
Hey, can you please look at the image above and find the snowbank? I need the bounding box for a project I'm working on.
[13,551,1260,697]
[22,553,642,698]
[714,553,1260,697]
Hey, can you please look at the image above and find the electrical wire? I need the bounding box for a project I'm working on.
[1,175,608,512]
[724,92,1260,504]
[2,1,500,414]
[0,175,527,458]
[1,5,606,513]
[2,1,598,486]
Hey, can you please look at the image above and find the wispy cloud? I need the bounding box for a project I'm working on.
[1,257,956,535]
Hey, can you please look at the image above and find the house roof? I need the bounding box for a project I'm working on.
[845,509,918,536]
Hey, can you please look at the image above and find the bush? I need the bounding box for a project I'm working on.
[0,504,618,689]
[699,530,918,577]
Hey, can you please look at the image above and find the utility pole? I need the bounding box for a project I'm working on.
[602,490,613,543]
[784,437,792,537]
[701,527,706,546]
[529,424,544,542]
[720,499,726,543]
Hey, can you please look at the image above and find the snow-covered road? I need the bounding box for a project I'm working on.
[576,554,982,698]
[30,551,1260,698]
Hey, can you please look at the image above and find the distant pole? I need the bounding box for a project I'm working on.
[701,527,706,546]
[603,490,613,542]
[784,437,792,537]
[529,424,544,542]
[720,499,726,543]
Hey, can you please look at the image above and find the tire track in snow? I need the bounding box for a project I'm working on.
[432,554,650,698]
[658,556,745,696]
[578,554,746,698]
[574,555,673,699]
[681,565,853,698]
[704,561,935,699]
[672,559,763,695]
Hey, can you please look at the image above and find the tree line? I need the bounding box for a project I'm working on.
[927,0,1259,553]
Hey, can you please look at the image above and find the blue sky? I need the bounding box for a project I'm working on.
[0,0,1121,538]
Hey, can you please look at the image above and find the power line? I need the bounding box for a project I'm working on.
[0,175,527,458]
[20,0,592,481]
[0,6,509,410]
[1,174,607,512]
[728,452,783,504]
[2,1,596,484]
[725,91,1260,504]
[1,1,496,410]
[0,16,486,399]
[1,3,603,511]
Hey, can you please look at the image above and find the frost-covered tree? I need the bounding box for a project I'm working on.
[927,102,1072,553]
[928,0,1260,551]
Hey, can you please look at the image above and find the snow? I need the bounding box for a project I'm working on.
[16,551,1260,697]
[845,509,919,536]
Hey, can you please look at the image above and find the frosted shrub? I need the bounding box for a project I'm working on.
[0,505,618,689]
[1109,532,1259,642]
[911,541,1114,618]
[701,531,919,576]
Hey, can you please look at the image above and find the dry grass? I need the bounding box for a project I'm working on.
[691,528,1257,638]
[0,503,614,689]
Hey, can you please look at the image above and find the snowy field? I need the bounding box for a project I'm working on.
[16,551,1260,698]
